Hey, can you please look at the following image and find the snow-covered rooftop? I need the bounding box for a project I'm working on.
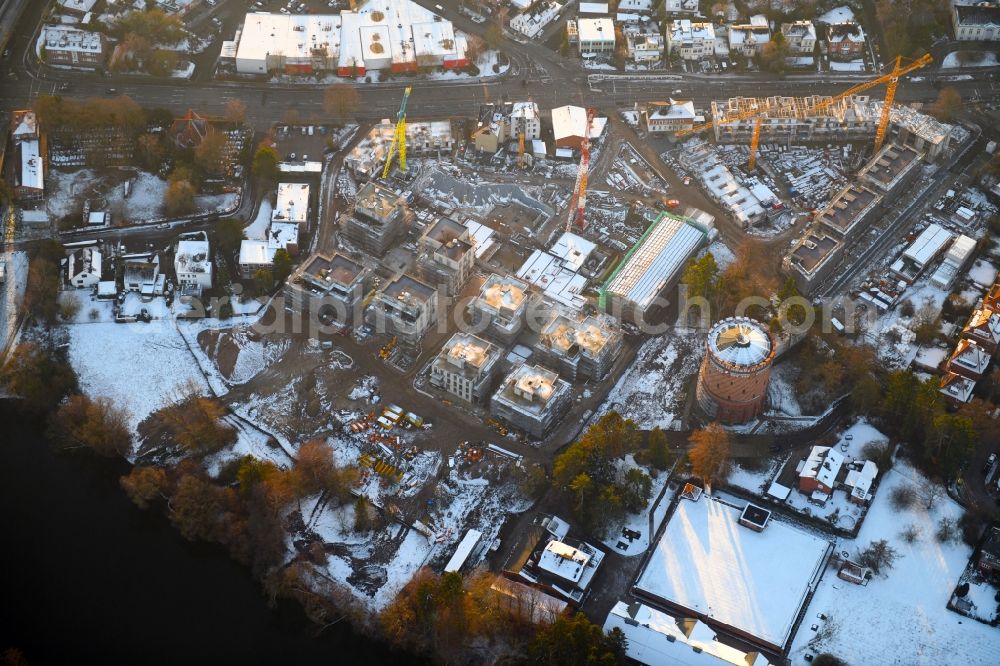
[175,238,211,275]
[635,494,831,651]
[549,232,595,272]
[19,139,43,191]
[604,601,773,666]
[42,24,103,53]
[708,317,773,368]
[550,105,608,143]
[669,19,715,42]
[538,540,590,583]
[273,183,309,224]
[801,445,845,489]
[444,528,482,573]
[578,17,615,43]
[903,223,953,268]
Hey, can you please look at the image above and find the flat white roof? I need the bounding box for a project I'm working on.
[549,232,595,272]
[538,540,590,583]
[578,17,615,42]
[239,239,271,265]
[635,495,830,650]
[516,249,588,309]
[904,223,953,267]
[444,529,483,572]
[175,239,212,274]
[42,24,103,53]
[20,139,43,191]
[604,601,773,666]
[578,2,610,13]
[273,183,309,224]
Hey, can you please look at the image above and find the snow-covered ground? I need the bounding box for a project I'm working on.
[789,462,999,665]
[600,456,672,557]
[942,51,999,69]
[817,6,857,24]
[47,169,237,224]
[727,457,784,496]
[0,251,29,356]
[829,60,866,72]
[766,362,803,416]
[67,318,209,435]
[870,277,952,368]
[969,258,997,288]
[599,329,702,430]
[244,199,273,240]
[706,241,736,270]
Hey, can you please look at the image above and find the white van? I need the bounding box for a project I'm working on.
[307,125,314,136]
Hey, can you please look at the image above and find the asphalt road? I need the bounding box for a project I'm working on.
[2,0,999,129]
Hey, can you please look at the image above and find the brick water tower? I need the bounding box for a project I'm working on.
[696,317,775,424]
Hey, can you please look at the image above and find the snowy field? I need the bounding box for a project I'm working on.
[47,169,237,224]
[67,319,209,434]
[942,51,999,69]
[789,462,1000,665]
[817,6,856,24]
[599,329,702,430]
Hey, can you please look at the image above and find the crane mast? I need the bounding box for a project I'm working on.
[567,108,595,232]
[382,86,412,179]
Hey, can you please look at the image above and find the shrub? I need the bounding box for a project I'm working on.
[890,484,917,510]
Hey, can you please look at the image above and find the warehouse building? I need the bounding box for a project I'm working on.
[600,211,714,324]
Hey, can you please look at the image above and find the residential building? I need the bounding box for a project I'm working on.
[122,252,161,294]
[535,311,623,381]
[174,233,213,294]
[710,95,876,144]
[234,4,468,76]
[962,304,1000,353]
[978,527,1000,575]
[604,601,776,666]
[843,460,879,505]
[491,364,572,438]
[634,490,832,655]
[940,371,976,405]
[600,210,712,324]
[345,120,455,176]
[577,17,616,54]
[238,222,300,278]
[40,25,107,68]
[728,15,770,57]
[416,217,476,296]
[857,143,923,194]
[825,22,865,59]
[782,232,842,295]
[472,103,510,153]
[510,1,563,40]
[283,252,369,324]
[368,274,438,343]
[815,183,882,240]
[509,101,542,141]
[625,30,663,63]
[799,445,845,496]
[666,20,715,60]
[430,332,502,403]
[503,515,605,605]
[341,181,405,256]
[953,3,1000,40]
[468,274,531,344]
[642,99,703,133]
[65,247,102,289]
[11,110,43,202]
[867,101,954,161]
[781,20,817,54]
[947,339,992,381]
[272,182,310,230]
[550,105,608,148]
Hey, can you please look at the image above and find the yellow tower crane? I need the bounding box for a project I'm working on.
[382,86,413,179]
[675,53,933,170]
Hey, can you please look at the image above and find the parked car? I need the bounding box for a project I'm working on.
[985,452,998,474]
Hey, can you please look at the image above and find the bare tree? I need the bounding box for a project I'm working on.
[920,483,945,510]
[225,98,247,125]
[858,539,900,576]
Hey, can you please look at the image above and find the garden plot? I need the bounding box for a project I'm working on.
[868,277,952,368]
[789,461,999,665]
[47,168,237,225]
[600,456,673,557]
[599,330,703,430]
[942,51,999,68]
[66,319,209,440]
[968,258,997,288]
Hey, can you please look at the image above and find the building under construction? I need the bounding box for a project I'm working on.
[491,364,572,439]
[341,181,407,257]
[696,317,775,424]
[468,274,531,345]
[711,95,875,144]
[534,310,623,381]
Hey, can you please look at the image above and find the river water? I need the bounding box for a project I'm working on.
[0,403,418,665]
